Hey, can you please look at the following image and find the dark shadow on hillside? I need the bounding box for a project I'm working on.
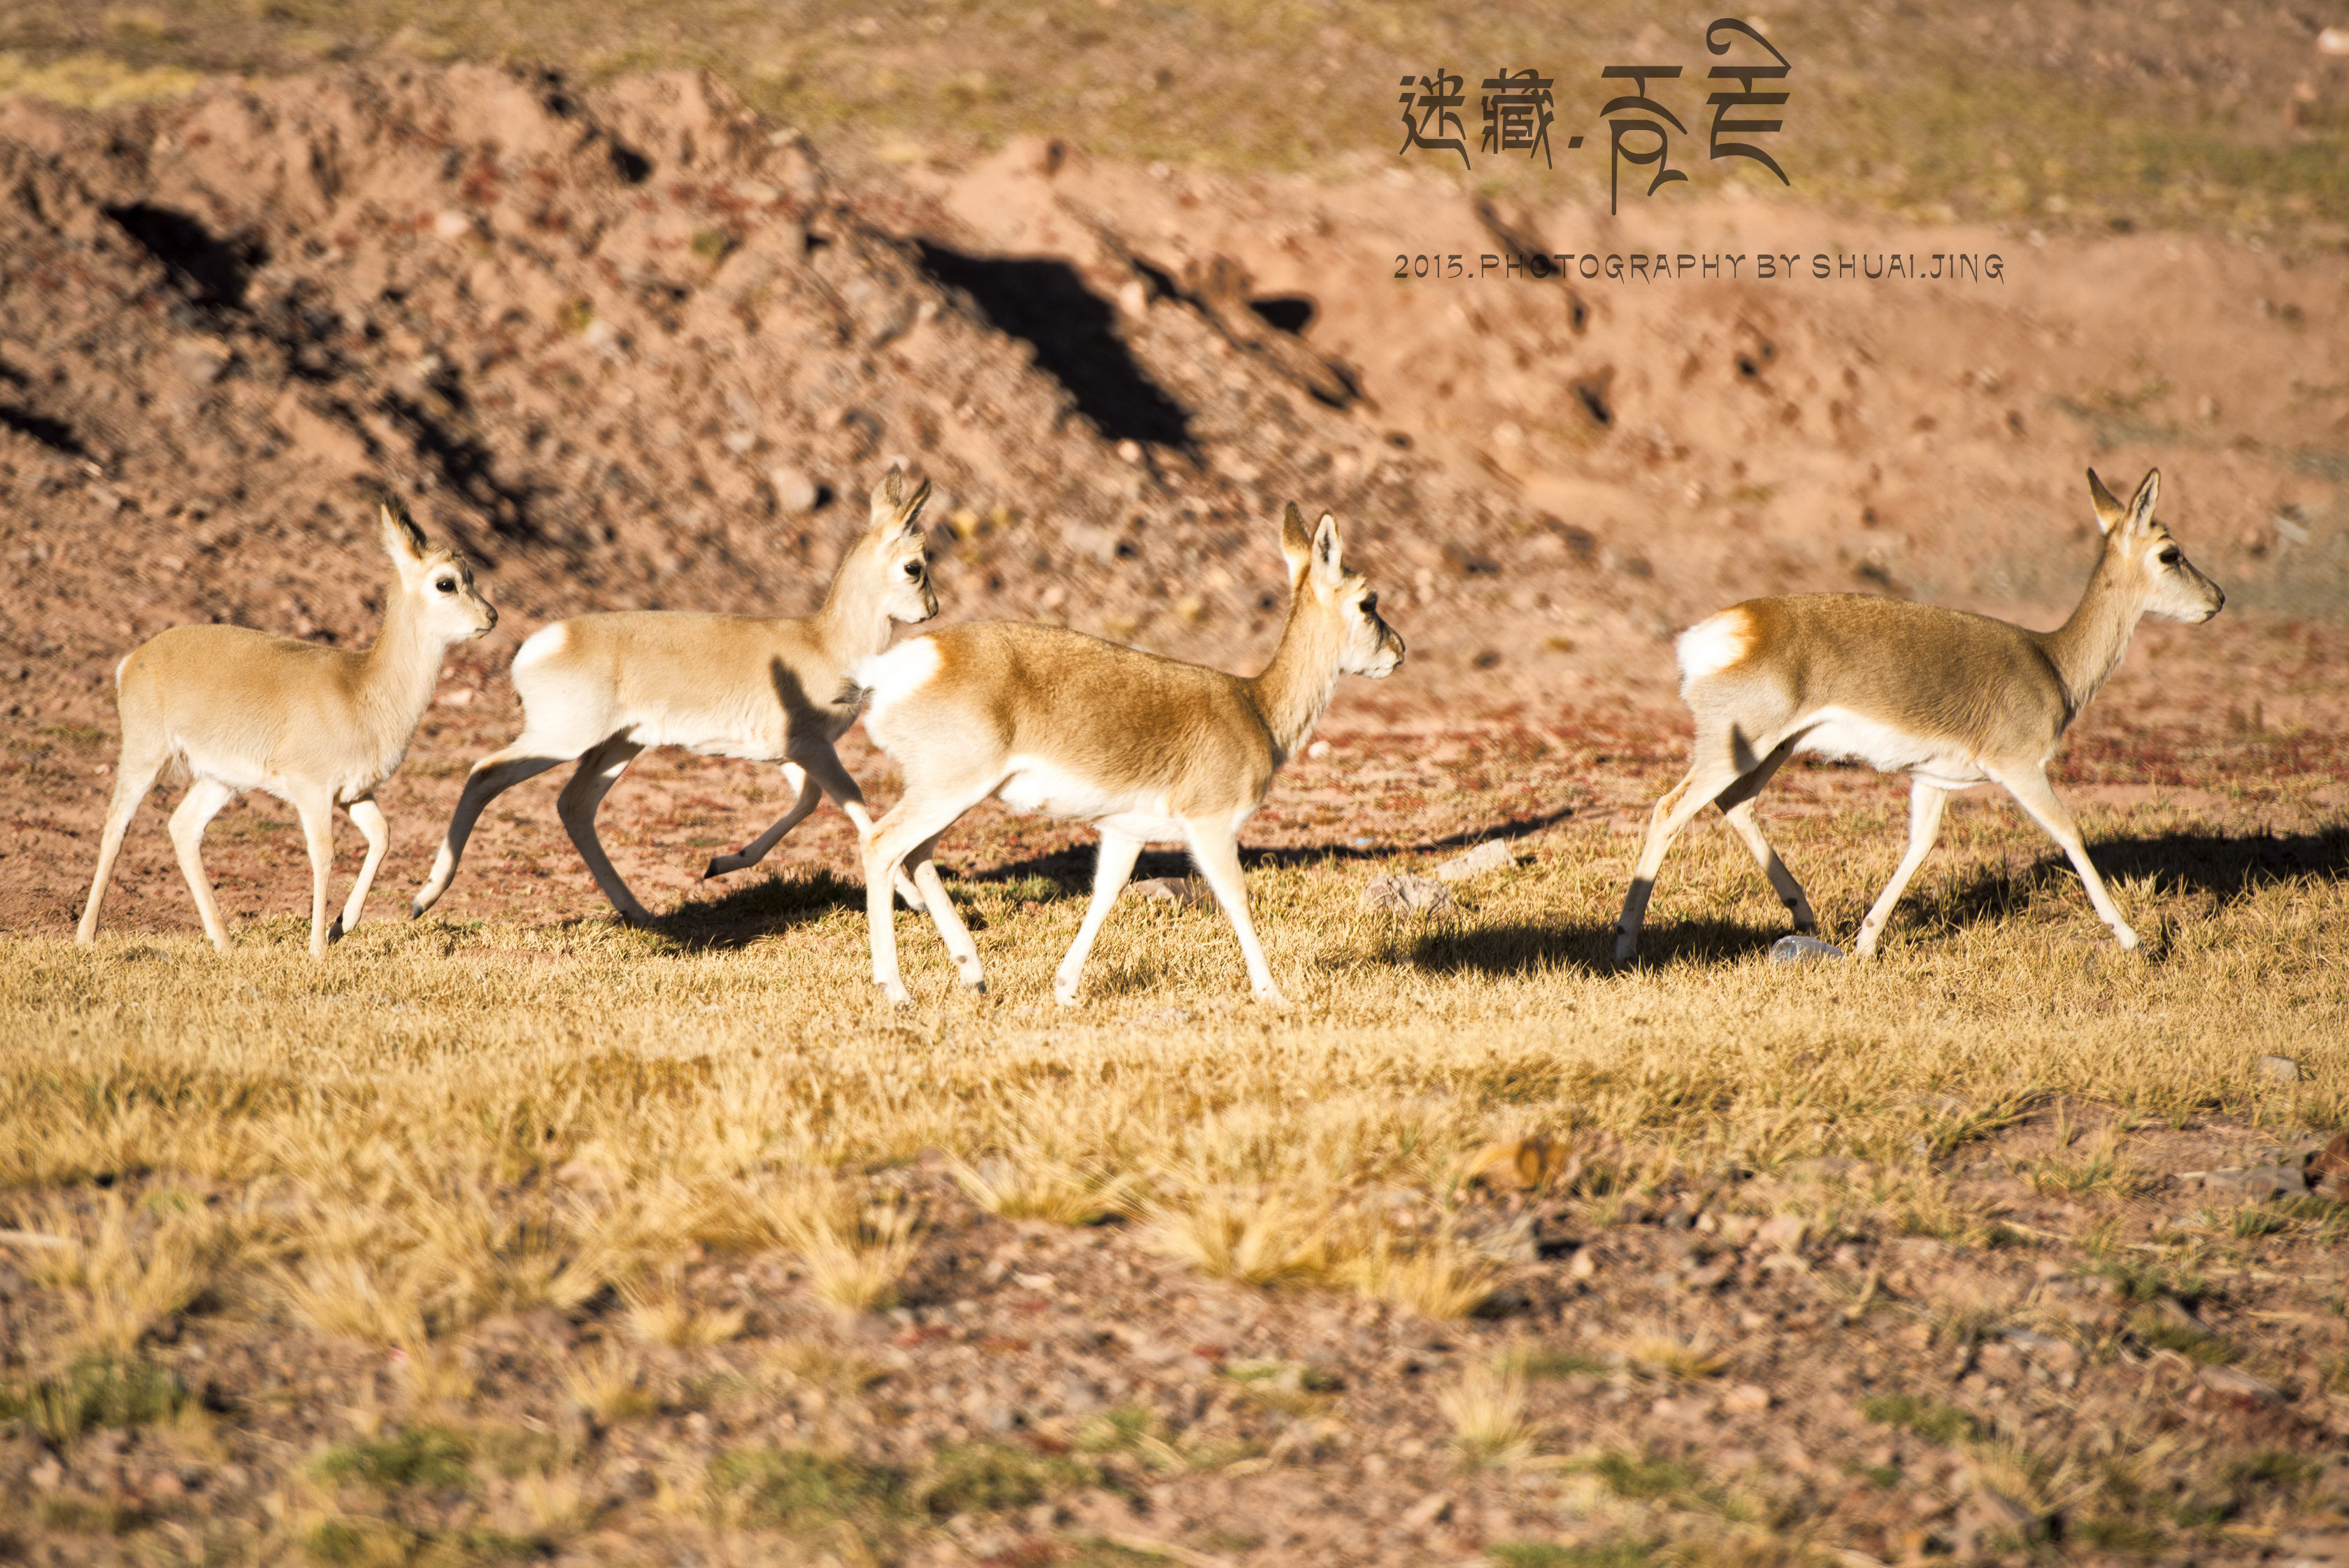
[914,243,1194,451]
[1942,827,2348,930]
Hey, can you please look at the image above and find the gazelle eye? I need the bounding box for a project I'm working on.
[1359,592,1378,615]
[903,560,923,578]
[436,577,457,593]
[2157,547,2180,566]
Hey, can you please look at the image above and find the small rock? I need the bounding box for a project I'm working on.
[1306,739,1332,759]
[1129,876,1207,907]
[2001,1330,2081,1372]
[1566,1248,1598,1281]
[1769,934,1845,964]
[1360,873,1457,916]
[1955,1490,2041,1554]
[29,1457,62,1491]
[1756,1213,1807,1251]
[1399,1492,1452,1530]
[2322,25,2349,55]
[2194,1164,2308,1199]
[1431,839,1516,883]
[1722,1382,1771,1414]
[767,466,821,514]
[2197,1364,2283,1405]
[2258,1054,2301,1084]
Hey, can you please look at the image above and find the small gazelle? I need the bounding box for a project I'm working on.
[410,467,936,925]
[78,506,499,957]
[1615,467,2223,963]
[852,501,1404,1006]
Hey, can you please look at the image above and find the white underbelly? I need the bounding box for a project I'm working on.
[1795,708,1990,789]
[994,756,1196,841]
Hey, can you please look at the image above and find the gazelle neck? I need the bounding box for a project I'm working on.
[2037,544,2148,722]
[815,541,897,660]
[1246,580,1343,762]
[357,580,443,732]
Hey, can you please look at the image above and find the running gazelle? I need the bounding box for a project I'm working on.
[849,501,1404,1006]
[1615,468,2223,962]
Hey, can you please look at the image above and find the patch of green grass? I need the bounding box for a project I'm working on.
[0,1356,189,1444]
[917,1440,1099,1516]
[2127,1306,2235,1365]
[2223,1450,2320,1494]
[2091,1257,2208,1304]
[2072,1517,2168,1557]
[1860,1392,1985,1446]
[709,1446,906,1531]
[313,1426,475,1492]
[1575,1451,1711,1504]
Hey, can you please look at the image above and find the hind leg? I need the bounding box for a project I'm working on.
[1853,780,1947,957]
[792,743,924,908]
[905,829,985,992]
[704,762,818,879]
[1052,829,1143,1006]
[336,797,390,940]
[1713,739,1815,934]
[166,778,238,953]
[78,742,169,946]
[411,738,574,917]
[864,785,994,1004]
[556,737,651,923]
[1614,747,1764,964]
[1185,823,1283,1005]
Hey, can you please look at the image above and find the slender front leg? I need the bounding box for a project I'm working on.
[1052,829,1143,1006]
[336,797,391,939]
[557,737,652,923]
[1615,755,1751,963]
[1184,823,1285,1006]
[287,782,340,960]
[704,762,817,879]
[1853,780,1948,957]
[794,744,922,908]
[1995,767,2139,950]
[166,778,238,953]
[863,790,990,1005]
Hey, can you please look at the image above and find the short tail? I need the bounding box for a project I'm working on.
[834,676,871,709]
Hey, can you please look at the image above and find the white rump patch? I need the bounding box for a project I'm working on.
[852,637,943,720]
[513,622,569,671]
[1675,608,1754,686]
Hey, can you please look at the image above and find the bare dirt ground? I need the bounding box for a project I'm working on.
[0,43,2346,1568]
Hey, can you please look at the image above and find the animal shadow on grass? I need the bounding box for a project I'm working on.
[1937,827,2348,952]
[1401,915,1778,979]
[638,869,865,950]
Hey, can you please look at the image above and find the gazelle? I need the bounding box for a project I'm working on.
[409,467,936,925]
[78,507,498,958]
[851,501,1404,1006]
[1615,467,2222,963]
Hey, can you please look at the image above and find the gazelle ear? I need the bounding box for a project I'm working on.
[2085,469,2126,536]
[1309,511,1345,591]
[1278,501,1314,578]
[868,465,908,529]
[378,504,429,573]
[894,476,933,536]
[2124,468,2159,534]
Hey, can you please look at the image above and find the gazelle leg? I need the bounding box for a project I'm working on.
[1185,822,1284,1006]
[411,740,573,917]
[557,737,652,923]
[1853,780,1948,957]
[864,787,991,1004]
[166,777,238,953]
[287,782,339,959]
[793,745,923,908]
[337,797,390,940]
[1614,754,1755,963]
[702,762,817,879]
[906,830,985,992]
[78,742,168,946]
[1713,739,1815,933]
[1052,829,1143,1006]
[1996,767,2138,950]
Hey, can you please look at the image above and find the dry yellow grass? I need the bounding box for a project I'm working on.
[1,790,2342,1558]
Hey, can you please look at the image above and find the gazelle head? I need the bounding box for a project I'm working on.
[2086,468,2224,624]
[851,465,938,625]
[1280,502,1404,678]
[382,505,497,641]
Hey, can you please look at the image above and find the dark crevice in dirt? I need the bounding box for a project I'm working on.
[377,390,541,542]
[102,202,266,314]
[0,404,89,458]
[913,241,1194,451]
[1248,295,1316,336]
